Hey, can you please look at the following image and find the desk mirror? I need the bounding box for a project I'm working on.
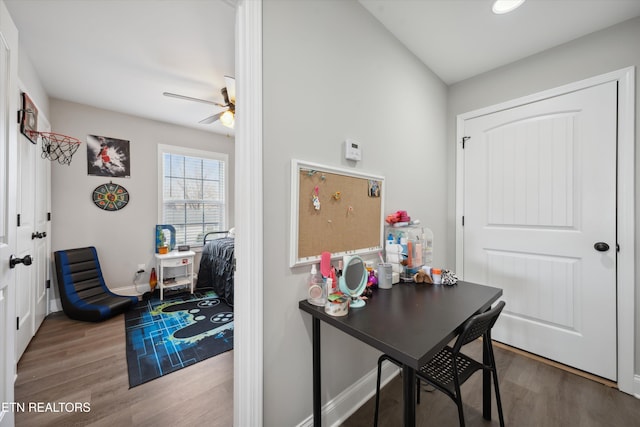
[339,256,367,308]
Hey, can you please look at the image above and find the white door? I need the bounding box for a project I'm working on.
[15,114,49,361]
[33,127,50,336]
[462,81,617,380]
[0,3,19,426]
[15,124,37,359]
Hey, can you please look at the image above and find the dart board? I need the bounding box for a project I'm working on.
[92,182,129,211]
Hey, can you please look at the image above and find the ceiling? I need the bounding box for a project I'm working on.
[5,0,640,136]
[4,0,237,136]
[359,0,640,85]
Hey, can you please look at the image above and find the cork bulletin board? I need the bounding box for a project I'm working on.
[290,159,385,267]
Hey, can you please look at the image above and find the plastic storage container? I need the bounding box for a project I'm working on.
[307,264,326,306]
[384,225,433,282]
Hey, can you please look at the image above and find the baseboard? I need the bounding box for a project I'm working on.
[47,287,62,313]
[47,284,144,315]
[113,284,147,297]
[115,275,199,298]
[492,341,618,389]
[48,297,62,313]
[46,281,201,313]
[297,359,400,427]
[633,375,640,399]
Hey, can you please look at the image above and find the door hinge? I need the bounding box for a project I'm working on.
[617,243,620,252]
[17,214,20,227]
[16,316,19,331]
[462,216,465,226]
[46,279,51,289]
[47,212,51,221]
[462,136,470,149]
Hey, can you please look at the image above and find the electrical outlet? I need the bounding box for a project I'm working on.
[137,264,145,272]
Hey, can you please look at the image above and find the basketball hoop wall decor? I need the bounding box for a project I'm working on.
[22,129,82,166]
[38,132,82,165]
[19,92,82,165]
[19,92,38,144]
[92,181,130,211]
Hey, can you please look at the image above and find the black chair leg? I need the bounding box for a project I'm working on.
[492,367,505,427]
[454,395,466,427]
[453,376,466,427]
[486,342,505,427]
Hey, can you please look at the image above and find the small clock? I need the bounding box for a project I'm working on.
[92,182,129,211]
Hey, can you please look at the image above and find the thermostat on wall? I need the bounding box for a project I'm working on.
[345,139,362,161]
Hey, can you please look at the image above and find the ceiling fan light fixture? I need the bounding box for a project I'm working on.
[220,110,235,128]
[492,0,525,14]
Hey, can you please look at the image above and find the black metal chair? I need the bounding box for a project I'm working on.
[374,301,506,427]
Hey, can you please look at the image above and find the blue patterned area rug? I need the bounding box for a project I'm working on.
[125,290,233,388]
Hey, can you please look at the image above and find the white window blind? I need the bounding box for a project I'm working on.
[159,146,227,246]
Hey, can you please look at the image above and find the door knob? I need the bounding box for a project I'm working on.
[9,254,33,268]
[594,242,610,252]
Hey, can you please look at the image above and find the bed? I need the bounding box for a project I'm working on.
[196,231,235,306]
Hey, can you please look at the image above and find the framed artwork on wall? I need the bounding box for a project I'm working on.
[20,92,38,144]
[86,134,131,177]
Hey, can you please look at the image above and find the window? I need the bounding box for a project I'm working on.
[158,145,227,247]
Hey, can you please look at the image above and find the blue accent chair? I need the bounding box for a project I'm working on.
[54,246,137,322]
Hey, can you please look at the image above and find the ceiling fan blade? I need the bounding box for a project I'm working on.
[224,75,236,104]
[163,92,225,107]
[199,111,224,125]
[221,87,230,106]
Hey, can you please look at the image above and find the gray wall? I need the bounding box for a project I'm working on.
[49,99,235,297]
[17,45,49,120]
[262,0,447,425]
[447,17,640,379]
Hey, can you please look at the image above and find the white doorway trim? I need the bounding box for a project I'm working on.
[234,0,263,425]
[455,67,635,395]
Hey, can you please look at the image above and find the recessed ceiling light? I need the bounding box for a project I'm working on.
[492,0,526,14]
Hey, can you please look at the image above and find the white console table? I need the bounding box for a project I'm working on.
[154,250,196,300]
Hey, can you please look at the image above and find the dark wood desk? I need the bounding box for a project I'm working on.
[299,280,503,426]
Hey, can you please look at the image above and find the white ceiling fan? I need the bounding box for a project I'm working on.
[163,76,236,128]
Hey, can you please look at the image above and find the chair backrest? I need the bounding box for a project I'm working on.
[54,246,137,322]
[54,246,109,306]
[453,301,506,353]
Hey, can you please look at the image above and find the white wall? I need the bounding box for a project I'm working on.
[49,99,235,300]
[17,44,48,120]
[262,1,447,425]
[447,17,640,378]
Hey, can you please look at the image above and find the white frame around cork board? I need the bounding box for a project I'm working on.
[290,159,385,267]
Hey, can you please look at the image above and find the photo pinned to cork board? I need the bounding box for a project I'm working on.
[290,159,385,267]
[87,134,131,177]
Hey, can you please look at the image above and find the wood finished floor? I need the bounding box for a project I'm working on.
[14,311,233,427]
[15,313,640,427]
[342,339,640,427]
